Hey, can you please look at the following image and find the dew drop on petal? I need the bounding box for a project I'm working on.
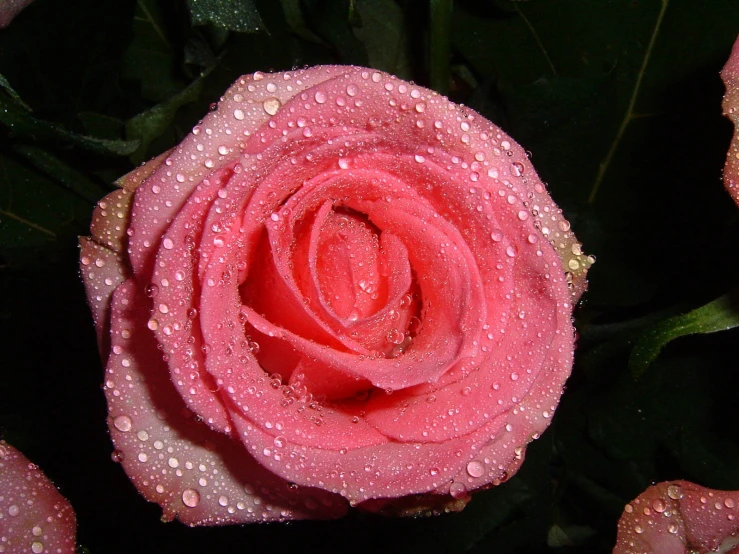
[182,488,201,508]
[113,415,132,432]
[466,460,485,478]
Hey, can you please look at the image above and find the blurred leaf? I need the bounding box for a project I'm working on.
[126,70,212,164]
[300,0,369,65]
[354,0,413,79]
[0,94,139,156]
[186,0,265,33]
[10,144,109,204]
[629,290,739,377]
[430,0,452,94]
[0,73,31,110]
[279,0,324,43]
[77,112,126,141]
[0,151,92,264]
[122,0,186,103]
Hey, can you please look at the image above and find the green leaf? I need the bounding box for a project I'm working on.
[126,69,212,164]
[629,290,739,377]
[123,0,186,103]
[10,144,109,204]
[0,150,92,264]
[186,0,265,33]
[300,0,369,65]
[0,73,31,110]
[0,94,140,157]
[430,0,452,95]
[353,0,413,79]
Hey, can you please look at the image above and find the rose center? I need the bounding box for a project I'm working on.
[312,209,385,321]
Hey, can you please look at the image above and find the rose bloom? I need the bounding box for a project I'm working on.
[0,441,77,553]
[80,66,592,524]
[722,34,739,208]
[614,481,739,554]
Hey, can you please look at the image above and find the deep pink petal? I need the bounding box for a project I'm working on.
[0,441,76,554]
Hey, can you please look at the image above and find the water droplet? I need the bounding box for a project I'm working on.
[314,91,327,104]
[652,499,665,513]
[386,329,405,345]
[466,460,485,478]
[8,505,19,517]
[162,238,174,250]
[113,415,132,432]
[263,98,281,115]
[449,482,468,499]
[31,542,44,554]
[182,488,201,508]
[233,109,245,120]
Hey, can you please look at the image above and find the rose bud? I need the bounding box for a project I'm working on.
[614,480,739,553]
[80,66,592,524]
[0,441,77,553]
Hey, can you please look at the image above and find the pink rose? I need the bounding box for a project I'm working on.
[722,34,739,207]
[80,66,592,524]
[0,441,77,553]
[614,480,739,553]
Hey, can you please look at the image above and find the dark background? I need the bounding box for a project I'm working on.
[1,0,739,552]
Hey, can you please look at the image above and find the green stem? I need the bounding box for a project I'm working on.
[588,0,669,204]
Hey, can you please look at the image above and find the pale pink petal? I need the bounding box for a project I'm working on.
[104,279,348,524]
[614,481,739,554]
[721,35,739,207]
[128,67,351,284]
[0,441,76,554]
[79,237,128,355]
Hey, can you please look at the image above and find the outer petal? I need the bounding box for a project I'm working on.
[614,481,739,553]
[127,67,352,284]
[0,441,76,554]
[104,279,348,524]
[721,35,739,207]
[0,0,33,28]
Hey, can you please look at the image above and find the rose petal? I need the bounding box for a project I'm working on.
[0,441,76,554]
[104,279,348,524]
[79,237,128,356]
[128,67,352,285]
[721,34,739,207]
[614,481,739,553]
[0,0,34,29]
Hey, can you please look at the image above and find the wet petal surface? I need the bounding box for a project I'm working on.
[0,441,76,554]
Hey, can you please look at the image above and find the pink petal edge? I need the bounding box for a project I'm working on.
[0,441,76,554]
[614,480,739,554]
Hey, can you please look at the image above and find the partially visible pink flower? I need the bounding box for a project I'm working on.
[0,0,34,29]
[0,441,77,554]
[721,34,739,207]
[614,480,739,554]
